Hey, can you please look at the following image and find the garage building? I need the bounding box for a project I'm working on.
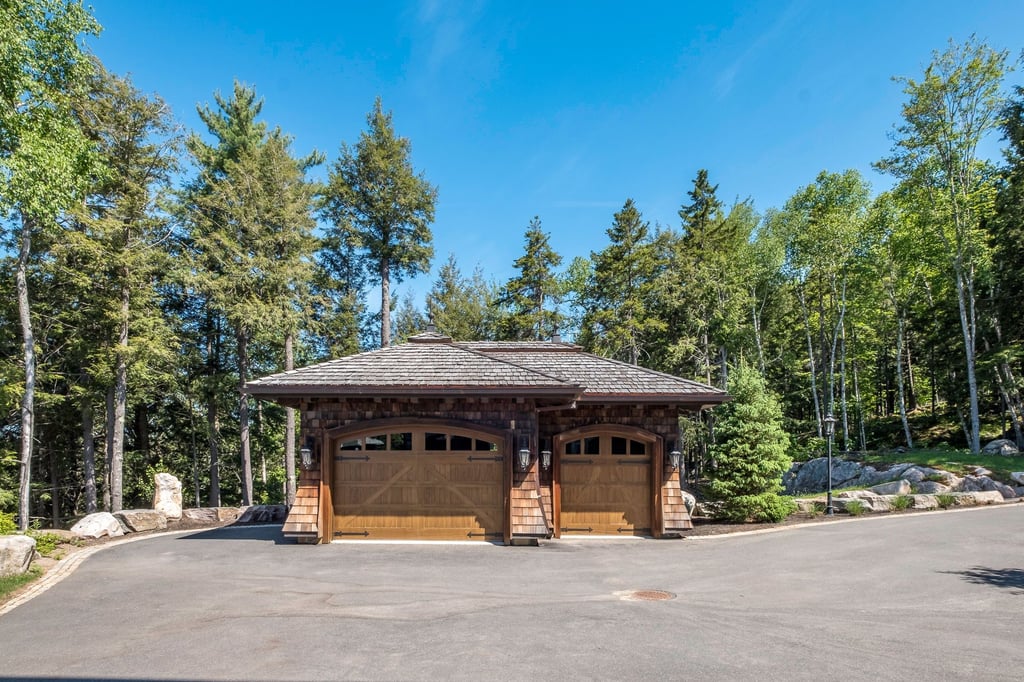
[244,330,727,543]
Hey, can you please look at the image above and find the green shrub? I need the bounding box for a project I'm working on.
[892,495,913,511]
[936,493,956,509]
[845,500,865,516]
[28,531,63,557]
[0,512,16,535]
[708,365,793,523]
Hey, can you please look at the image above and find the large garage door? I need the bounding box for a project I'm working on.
[332,426,505,541]
[558,430,655,536]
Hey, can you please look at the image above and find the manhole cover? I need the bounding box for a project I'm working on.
[618,589,676,601]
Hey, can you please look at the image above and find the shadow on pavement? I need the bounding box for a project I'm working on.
[175,523,295,544]
[943,566,1024,594]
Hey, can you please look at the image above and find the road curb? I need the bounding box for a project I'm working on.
[684,499,1023,540]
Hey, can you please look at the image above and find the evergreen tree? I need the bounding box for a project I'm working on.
[183,83,320,505]
[1,0,100,529]
[391,292,426,344]
[321,97,437,348]
[577,199,664,364]
[707,364,794,522]
[497,217,564,341]
[426,254,497,341]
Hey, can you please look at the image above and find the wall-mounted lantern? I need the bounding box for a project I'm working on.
[667,439,682,470]
[540,450,552,470]
[517,434,532,471]
[300,437,316,470]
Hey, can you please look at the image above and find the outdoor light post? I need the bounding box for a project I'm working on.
[824,413,837,515]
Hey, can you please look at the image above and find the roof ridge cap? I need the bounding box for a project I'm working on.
[455,344,581,388]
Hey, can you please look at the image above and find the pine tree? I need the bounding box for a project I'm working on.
[426,254,497,341]
[183,83,320,505]
[321,97,437,348]
[707,364,795,522]
[497,217,564,341]
[577,199,664,364]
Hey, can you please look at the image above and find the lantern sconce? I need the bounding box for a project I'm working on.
[667,439,682,470]
[517,434,532,471]
[300,437,316,470]
[540,439,552,470]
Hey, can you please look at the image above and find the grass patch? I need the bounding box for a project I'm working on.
[892,495,913,511]
[860,449,1024,484]
[0,566,42,601]
[845,500,866,516]
[936,493,957,509]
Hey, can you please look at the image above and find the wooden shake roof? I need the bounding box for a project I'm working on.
[245,332,726,405]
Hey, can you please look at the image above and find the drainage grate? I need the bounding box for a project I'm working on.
[622,589,676,601]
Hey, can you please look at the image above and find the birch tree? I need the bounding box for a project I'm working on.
[877,37,1010,453]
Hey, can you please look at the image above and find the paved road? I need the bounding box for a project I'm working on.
[1,506,1022,681]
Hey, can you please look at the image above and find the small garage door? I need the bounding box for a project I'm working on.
[332,426,505,541]
[558,431,654,536]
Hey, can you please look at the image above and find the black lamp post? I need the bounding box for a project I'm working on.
[823,413,837,515]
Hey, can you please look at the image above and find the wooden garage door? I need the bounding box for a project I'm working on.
[332,427,504,541]
[558,431,654,536]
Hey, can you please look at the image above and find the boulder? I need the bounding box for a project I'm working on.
[910,494,939,510]
[70,512,125,539]
[0,535,36,577]
[114,509,167,533]
[1010,472,1024,485]
[982,439,1019,456]
[217,507,242,523]
[869,480,911,496]
[793,499,822,513]
[833,496,890,513]
[237,504,287,524]
[680,491,697,515]
[181,507,220,524]
[1015,487,1024,497]
[912,481,951,494]
[152,472,182,520]
[958,475,1017,499]
[836,490,880,500]
[954,491,1004,506]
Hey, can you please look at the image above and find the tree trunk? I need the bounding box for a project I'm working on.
[207,315,221,507]
[104,386,113,511]
[238,329,253,506]
[16,214,36,532]
[49,446,60,527]
[905,337,917,411]
[995,363,1024,447]
[380,258,391,347]
[797,287,822,436]
[840,321,849,451]
[853,354,867,451]
[894,310,913,449]
[751,295,766,374]
[952,259,981,452]
[285,332,296,507]
[82,400,97,513]
[109,283,129,512]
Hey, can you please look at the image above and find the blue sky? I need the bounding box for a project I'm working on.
[89,0,1023,302]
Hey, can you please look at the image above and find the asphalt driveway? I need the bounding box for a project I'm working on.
[1,506,1022,681]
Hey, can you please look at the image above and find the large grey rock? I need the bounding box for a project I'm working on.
[114,509,167,532]
[70,512,125,539]
[953,491,1005,506]
[832,496,891,513]
[152,472,182,520]
[982,439,1019,456]
[958,475,1017,499]
[786,457,867,494]
[0,535,36,577]
[910,494,939,510]
[869,480,911,495]
[836,490,880,500]
[236,504,287,524]
[680,491,697,515]
[1010,472,1024,485]
[181,507,220,524]
[913,481,951,494]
